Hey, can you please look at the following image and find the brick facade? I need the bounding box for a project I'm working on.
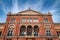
[0,9,60,40]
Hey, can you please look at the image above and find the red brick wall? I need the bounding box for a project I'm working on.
[1,14,59,40]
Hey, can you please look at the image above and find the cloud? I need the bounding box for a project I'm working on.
[52,15,60,23]
[0,0,60,23]
[30,0,43,11]
[50,0,60,10]
[11,0,19,13]
[0,0,10,14]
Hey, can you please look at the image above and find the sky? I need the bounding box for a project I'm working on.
[0,0,60,23]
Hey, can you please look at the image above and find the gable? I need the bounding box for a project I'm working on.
[7,9,52,16]
[18,9,42,15]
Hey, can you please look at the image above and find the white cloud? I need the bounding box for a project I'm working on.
[50,0,60,10]
[0,0,60,23]
[52,15,60,23]
[11,0,19,13]
[0,0,10,14]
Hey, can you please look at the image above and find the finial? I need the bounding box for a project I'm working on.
[48,12,52,15]
[29,7,31,10]
[8,11,11,14]
[28,7,32,10]
[7,11,11,15]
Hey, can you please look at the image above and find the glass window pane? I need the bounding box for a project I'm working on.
[8,30,13,36]
[46,30,51,36]
[20,25,26,36]
[0,31,2,36]
[57,31,60,36]
[21,18,26,22]
[33,18,39,22]
[27,18,32,22]
[34,25,39,36]
[27,25,32,36]
[10,18,15,23]
[44,18,48,22]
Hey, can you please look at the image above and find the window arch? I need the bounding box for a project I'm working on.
[27,25,32,36]
[0,31,2,36]
[7,29,13,36]
[34,25,39,36]
[20,25,26,36]
[7,25,15,36]
[46,30,51,36]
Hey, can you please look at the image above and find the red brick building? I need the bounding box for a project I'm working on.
[0,9,60,40]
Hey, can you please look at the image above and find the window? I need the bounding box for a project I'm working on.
[34,25,39,36]
[10,18,15,23]
[7,29,13,36]
[57,31,60,36]
[46,30,51,36]
[33,18,39,22]
[27,25,32,36]
[44,18,48,22]
[27,18,32,22]
[0,31,2,36]
[7,25,15,36]
[21,18,26,22]
[20,25,26,36]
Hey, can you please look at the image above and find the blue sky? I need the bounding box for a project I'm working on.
[0,0,60,23]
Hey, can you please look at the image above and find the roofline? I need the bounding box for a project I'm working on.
[7,14,52,16]
[7,9,52,16]
[54,23,60,25]
[0,23,5,25]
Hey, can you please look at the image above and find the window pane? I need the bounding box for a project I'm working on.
[57,31,60,36]
[27,18,32,22]
[34,25,39,36]
[44,18,48,22]
[21,18,26,22]
[59,32,60,36]
[20,25,26,36]
[33,18,39,22]
[10,18,15,23]
[8,30,13,36]
[46,30,51,36]
[34,32,38,36]
[0,31,2,36]
[27,25,32,36]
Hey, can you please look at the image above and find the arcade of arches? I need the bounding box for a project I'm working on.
[20,25,39,36]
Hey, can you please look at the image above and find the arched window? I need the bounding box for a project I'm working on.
[0,31,2,36]
[27,25,32,36]
[20,25,26,36]
[57,31,60,36]
[7,29,13,36]
[46,30,51,36]
[34,25,39,36]
[7,25,15,36]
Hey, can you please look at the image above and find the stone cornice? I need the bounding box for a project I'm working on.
[7,9,52,16]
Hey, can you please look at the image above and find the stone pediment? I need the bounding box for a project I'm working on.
[7,9,52,16]
[18,9,42,15]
